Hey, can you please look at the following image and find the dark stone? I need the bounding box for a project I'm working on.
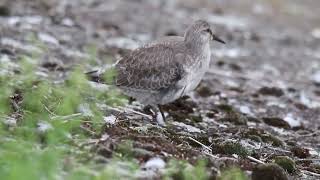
[216,60,225,67]
[262,117,290,129]
[287,87,297,93]
[291,146,310,158]
[314,90,320,96]
[250,32,261,42]
[252,163,289,180]
[216,104,234,112]
[196,85,213,97]
[165,30,178,36]
[258,87,284,97]
[0,48,15,56]
[41,61,65,71]
[229,63,242,71]
[0,5,10,16]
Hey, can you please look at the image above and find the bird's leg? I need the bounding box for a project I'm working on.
[155,104,166,126]
[143,105,153,115]
[128,97,135,105]
[179,86,186,98]
[147,105,166,126]
[157,104,166,122]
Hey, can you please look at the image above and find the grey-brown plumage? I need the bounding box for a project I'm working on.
[115,20,225,120]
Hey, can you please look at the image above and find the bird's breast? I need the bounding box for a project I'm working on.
[180,45,211,94]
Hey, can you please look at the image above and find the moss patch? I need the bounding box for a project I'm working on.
[273,156,296,174]
[262,117,290,129]
[243,128,284,147]
[212,141,250,157]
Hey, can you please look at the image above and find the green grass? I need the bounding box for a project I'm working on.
[163,159,209,180]
[219,168,248,180]
[0,54,128,180]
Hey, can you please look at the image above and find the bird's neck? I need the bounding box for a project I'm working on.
[185,38,210,56]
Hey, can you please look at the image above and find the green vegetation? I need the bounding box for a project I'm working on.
[212,141,251,157]
[243,128,284,147]
[0,54,127,180]
[219,168,248,180]
[273,156,296,174]
[164,159,209,180]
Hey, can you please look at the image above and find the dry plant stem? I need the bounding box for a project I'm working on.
[296,158,320,162]
[105,105,153,119]
[301,170,320,177]
[265,146,291,153]
[51,113,82,121]
[247,156,265,164]
[119,106,153,119]
[188,137,212,153]
[188,137,221,174]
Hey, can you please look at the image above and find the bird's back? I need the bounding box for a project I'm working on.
[115,36,187,93]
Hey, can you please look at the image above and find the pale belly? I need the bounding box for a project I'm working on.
[158,49,211,105]
[182,50,211,94]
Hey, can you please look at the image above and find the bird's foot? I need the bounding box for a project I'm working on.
[144,105,167,126]
[155,112,166,126]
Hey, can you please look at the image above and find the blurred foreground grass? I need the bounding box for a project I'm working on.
[0,54,128,179]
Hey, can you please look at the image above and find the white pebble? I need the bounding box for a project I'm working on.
[38,33,59,45]
[104,115,117,125]
[144,157,166,170]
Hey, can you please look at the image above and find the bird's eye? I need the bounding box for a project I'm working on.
[204,29,211,33]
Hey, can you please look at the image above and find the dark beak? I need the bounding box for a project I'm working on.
[209,29,226,44]
[212,34,226,44]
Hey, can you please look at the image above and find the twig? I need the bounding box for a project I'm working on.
[187,137,220,158]
[301,170,320,177]
[287,132,320,141]
[297,132,319,138]
[80,125,97,136]
[51,113,82,121]
[106,105,153,120]
[203,151,219,159]
[43,104,58,116]
[296,158,320,162]
[118,106,153,119]
[105,106,122,113]
[187,137,220,175]
[0,115,10,119]
[265,146,291,153]
[247,156,265,164]
[188,137,212,152]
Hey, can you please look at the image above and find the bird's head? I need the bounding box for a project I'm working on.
[184,20,225,45]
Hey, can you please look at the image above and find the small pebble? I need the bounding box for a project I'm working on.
[143,157,166,170]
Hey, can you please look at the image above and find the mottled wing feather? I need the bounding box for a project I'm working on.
[115,45,184,91]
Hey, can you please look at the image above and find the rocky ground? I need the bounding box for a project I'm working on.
[1,0,320,179]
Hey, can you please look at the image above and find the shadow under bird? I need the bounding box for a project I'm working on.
[115,20,225,121]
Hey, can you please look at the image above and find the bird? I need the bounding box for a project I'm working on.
[115,20,225,121]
